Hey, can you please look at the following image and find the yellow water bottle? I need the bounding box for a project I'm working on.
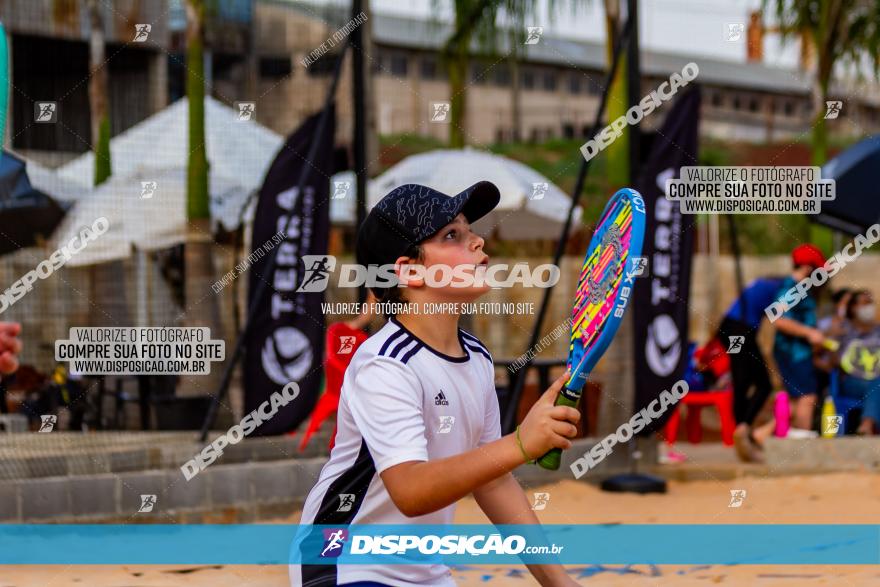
[821,396,839,438]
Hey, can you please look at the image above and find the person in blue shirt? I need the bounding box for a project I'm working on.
[771,244,829,431]
[718,275,785,462]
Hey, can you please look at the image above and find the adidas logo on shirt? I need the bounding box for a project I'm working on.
[434,390,449,406]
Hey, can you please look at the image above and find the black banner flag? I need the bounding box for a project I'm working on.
[632,88,700,433]
[244,106,335,435]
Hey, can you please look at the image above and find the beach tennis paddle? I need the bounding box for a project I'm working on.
[537,188,646,470]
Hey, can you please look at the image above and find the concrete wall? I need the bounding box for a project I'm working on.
[0,432,642,522]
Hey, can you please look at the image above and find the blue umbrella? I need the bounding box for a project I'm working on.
[0,150,69,254]
[816,136,880,235]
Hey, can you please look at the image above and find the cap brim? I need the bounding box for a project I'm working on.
[454,181,500,224]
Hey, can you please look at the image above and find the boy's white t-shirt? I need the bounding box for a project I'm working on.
[290,316,500,587]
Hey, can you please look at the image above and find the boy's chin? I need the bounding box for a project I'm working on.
[448,285,492,299]
[428,285,491,301]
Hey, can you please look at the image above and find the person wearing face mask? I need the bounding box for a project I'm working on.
[814,288,854,415]
[833,290,880,435]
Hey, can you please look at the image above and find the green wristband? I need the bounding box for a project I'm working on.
[515,425,536,464]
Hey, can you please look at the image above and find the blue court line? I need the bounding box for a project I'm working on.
[0,524,877,565]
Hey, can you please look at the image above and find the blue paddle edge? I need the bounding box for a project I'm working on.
[562,187,647,399]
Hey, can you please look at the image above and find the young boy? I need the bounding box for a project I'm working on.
[291,182,581,587]
[771,244,828,431]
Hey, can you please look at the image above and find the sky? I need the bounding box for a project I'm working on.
[310,0,804,69]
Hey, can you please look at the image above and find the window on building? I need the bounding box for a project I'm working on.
[732,95,741,110]
[542,70,557,92]
[213,52,242,82]
[748,97,759,112]
[783,100,794,116]
[562,123,575,138]
[420,56,438,80]
[567,74,582,94]
[306,52,340,77]
[493,65,511,86]
[522,69,536,90]
[390,53,408,76]
[711,91,723,107]
[470,63,488,84]
[259,56,292,78]
[371,48,392,74]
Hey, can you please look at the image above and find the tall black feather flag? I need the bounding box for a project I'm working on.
[244,106,335,435]
[632,88,700,434]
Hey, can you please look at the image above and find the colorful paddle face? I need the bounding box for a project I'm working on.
[562,188,646,398]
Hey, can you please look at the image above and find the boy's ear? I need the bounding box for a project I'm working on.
[394,255,424,289]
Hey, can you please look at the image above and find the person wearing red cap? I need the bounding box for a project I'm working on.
[769,244,829,432]
[791,243,827,273]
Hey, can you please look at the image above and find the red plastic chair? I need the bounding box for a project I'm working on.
[298,322,369,452]
[663,389,735,446]
[694,337,730,381]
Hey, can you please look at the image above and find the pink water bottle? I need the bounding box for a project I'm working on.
[774,391,790,437]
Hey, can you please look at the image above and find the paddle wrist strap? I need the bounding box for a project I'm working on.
[515,425,536,464]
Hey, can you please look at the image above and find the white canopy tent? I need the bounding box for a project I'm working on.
[22,157,91,203]
[48,167,249,267]
[51,97,284,264]
[59,96,283,195]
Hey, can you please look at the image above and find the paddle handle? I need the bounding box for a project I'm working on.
[536,390,581,470]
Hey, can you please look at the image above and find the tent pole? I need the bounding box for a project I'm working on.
[726,214,747,324]
[501,15,633,434]
[136,248,148,326]
[352,0,368,305]
[626,0,641,182]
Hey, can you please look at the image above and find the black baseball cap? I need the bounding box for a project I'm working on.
[356,181,500,283]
